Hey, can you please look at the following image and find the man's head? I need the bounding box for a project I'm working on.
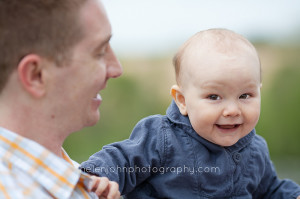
[43,0,123,133]
[0,0,86,93]
[0,0,122,140]
[171,29,261,146]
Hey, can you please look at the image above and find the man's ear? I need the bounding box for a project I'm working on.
[17,54,46,98]
[170,85,187,115]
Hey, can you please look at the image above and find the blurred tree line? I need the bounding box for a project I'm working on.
[256,45,300,158]
[257,62,300,158]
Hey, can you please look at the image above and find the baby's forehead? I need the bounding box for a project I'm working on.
[184,29,256,55]
[175,29,262,85]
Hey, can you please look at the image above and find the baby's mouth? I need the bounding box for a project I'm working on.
[216,124,241,129]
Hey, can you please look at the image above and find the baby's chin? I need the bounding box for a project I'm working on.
[211,137,240,147]
[218,142,238,147]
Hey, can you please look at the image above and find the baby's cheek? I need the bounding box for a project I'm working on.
[190,112,214,133]
[244,105,260,130]
[249,103,261,122]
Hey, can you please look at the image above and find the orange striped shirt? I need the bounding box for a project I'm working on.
[0,127,97,198]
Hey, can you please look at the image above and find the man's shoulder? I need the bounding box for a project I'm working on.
[0,158,43,198]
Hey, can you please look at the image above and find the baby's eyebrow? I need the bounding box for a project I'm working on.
[200,82,224,89]
[200,81,260,90]
[243,82,260,89]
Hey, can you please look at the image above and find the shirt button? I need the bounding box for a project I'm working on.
[233,152,241,163]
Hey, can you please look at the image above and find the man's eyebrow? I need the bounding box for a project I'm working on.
[94,34,112,52]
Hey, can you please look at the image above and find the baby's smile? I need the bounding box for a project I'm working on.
[216,124,241,129]
[215,124,242,134]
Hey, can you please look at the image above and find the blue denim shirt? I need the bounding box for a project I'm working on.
[80,100,300,199]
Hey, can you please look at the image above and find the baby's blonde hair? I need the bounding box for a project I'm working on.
[173,28,261,85]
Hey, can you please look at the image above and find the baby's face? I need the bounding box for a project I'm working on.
[179,45,261,147]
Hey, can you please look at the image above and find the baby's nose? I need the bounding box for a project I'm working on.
[222,101,241,117]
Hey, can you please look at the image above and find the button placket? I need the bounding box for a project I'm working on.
[232,152,241,163]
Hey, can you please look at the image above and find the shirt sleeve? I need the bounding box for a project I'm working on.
[79,115,166,195]
[253,137,300,198]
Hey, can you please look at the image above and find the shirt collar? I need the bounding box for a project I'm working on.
[166,100,255,152]
[166,100,192,127]
[0,127,92,199]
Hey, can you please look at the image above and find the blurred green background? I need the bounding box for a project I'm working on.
[64,42,300,183]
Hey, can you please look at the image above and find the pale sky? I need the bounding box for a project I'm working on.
[102,0,300,57]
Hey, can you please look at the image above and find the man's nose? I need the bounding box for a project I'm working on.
[106,45,123,78]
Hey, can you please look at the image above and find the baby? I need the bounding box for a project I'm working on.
[81,29,300,198]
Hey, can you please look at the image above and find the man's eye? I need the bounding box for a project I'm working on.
[240,93,250,99]
[96,46,109,58]
[208,94,221,100]
[97,54,104,58]
[96,51,106,57]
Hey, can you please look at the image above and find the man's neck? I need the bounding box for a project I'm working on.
[0,109,66,158]
[0,74,69,159]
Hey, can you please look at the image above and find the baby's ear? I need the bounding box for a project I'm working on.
[170,85,187,115]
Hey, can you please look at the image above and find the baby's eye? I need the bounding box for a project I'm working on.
[239,93,250,99]
[208,94,221,100]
